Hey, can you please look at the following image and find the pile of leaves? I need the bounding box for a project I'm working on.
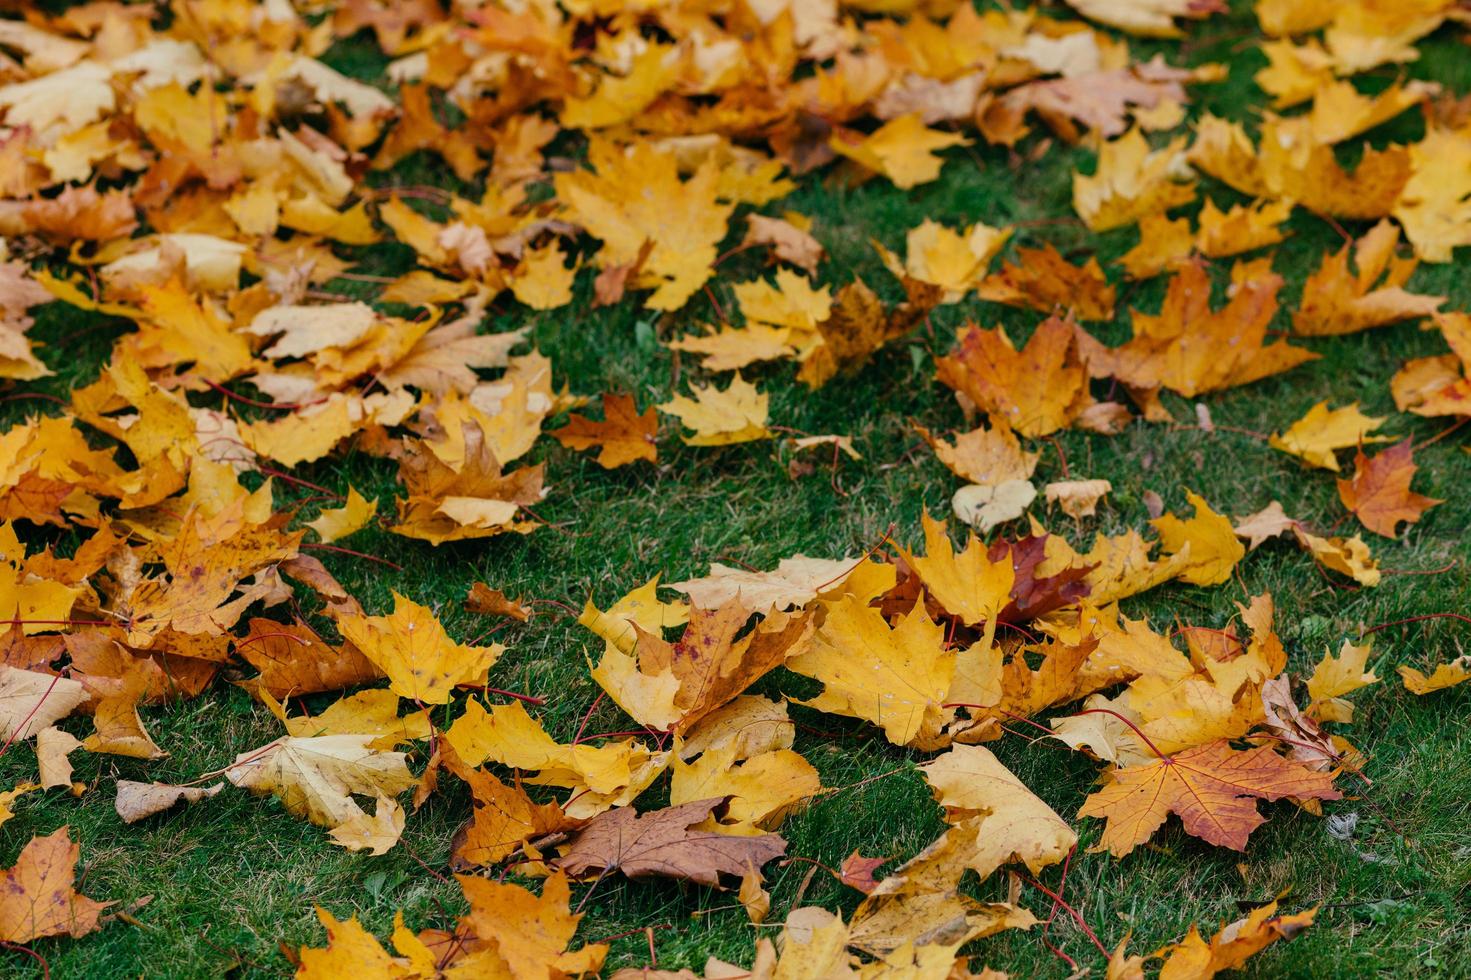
[0,0,1469,976]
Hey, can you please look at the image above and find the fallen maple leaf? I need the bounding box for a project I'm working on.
[448,759,580,869]
[1078,739,1341,857]
[1292,220,1443,336]
[1336,440,1441,538]
[977,244,1116,322]
[464,583,531,622]
[1152,490,1245,586]
[304,487,377,544]
[236,619,383,699]
[788,592,955,748]
[555,138,732,310]
[917,421,1039,487]
[551,393,658,468]
[742,213,824,274]
[1074,128,1195,231]
[591,598,812,734]
[829,114,969,189]
[659,374,772,446]
[1157,900,1316,979]
[920,744,1076,878]
[224,734,417,829]
[1269,401,1389,471]
[336,592,502,704]
[0,781,37,829]
[554,797,786,886]
[0,826,112,943]
[1045,478,1112,519]
[936,317,1096,438]
[1077,260,1314,413]
[1306,641,1379,723]
[668,555,853,612]
[328,795,406,856]
[797,276,938,389]
[1399,657,1471,695]
[839,851,888,894]
[875,219,1012,302]
[0,665,89,742]
[670,746,821,833]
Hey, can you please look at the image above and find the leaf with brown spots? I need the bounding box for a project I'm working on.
[0,826,113,943]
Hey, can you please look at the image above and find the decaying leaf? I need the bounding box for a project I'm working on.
[115,780,222,824]
[554,797,787,886]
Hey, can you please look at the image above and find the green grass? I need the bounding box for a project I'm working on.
[5,2,1471,977]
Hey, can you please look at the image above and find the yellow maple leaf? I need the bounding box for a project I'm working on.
[830,114,969,189]
[1151,491,1245,587]
[1073,128,1195,232]
[905,512,1014,636]
[336,592,502,705]
[555,138,733,310]
[659,374,772,446]
[1294,220,1443,336]
[875,219,1012,302]
[920,744,1075,878]
[224,734,416,829]
[787,594,955,748]
[1269,401,1390,470]
[509,240,577,310]
[305,487,378,544]
[1306,640,1378,723]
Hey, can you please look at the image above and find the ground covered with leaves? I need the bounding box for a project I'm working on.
[2,0,1471,977]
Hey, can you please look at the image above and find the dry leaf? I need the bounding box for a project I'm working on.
[1336,440,1441,538]
[115,780,222,824]
[551,393,658,468]
[554,797,786,886]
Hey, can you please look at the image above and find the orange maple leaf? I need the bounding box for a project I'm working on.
[1078,739,1341,857]
[551,393,658,469]
[1336,439,1441,538]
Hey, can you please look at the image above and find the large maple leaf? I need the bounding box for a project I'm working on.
[1076,260,1315,413]
[554,138,732,310]
[1078,740,1341,857]
[936,316,1095,438]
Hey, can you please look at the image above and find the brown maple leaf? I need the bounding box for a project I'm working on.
[0,827,113,943]
[554,797,787,886]
[995,535,1094,623]
[838,850,889,894]
[797,276,940,388]
[464,583,532,622]
[1336,439,1441,538]
[551,393,659,468]
[235,618,383,698]
[1077,740,1341,857]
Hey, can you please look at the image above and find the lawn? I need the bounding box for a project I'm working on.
[3,1,1471,978]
